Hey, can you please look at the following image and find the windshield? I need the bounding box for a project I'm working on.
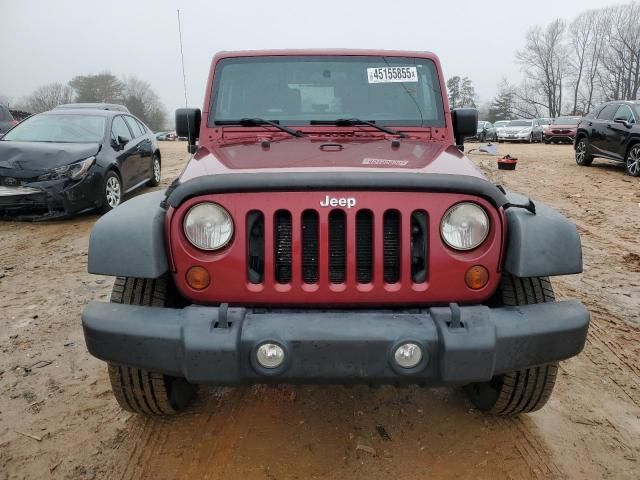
[507,120,532,127]
[537,118,551,125]
[210,56,444,127]
[2,114,106,142]
[554,117,580,125]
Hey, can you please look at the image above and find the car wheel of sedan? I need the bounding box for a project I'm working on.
[147,155,161,187]
[107,276,196,415]
[464,274,559,415]
[100,171,122,213]
[575,138,593,166]
[625,144,640,177]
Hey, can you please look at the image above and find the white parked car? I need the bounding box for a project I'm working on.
[498,119,535,143]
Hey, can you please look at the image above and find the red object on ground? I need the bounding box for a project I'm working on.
[498,155,518,170]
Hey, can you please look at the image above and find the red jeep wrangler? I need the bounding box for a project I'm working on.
[82,50,589,416]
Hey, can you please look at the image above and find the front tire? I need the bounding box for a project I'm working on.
[625,144,640,177]
[100,171,122,213]
[107,276,196,415]
[464,274,559,415]
[147,154,161,187]
[575,137,593,166]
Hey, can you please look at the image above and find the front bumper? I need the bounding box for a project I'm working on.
[0,172,102,219]
[544,133,576,142]
[82,300,589,385]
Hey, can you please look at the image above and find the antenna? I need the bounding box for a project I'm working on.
[177,9,191,146]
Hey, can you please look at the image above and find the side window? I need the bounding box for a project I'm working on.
[112,116,132,144]
[614,105,635,123]
[598,104,619,120]
[0,107,7,121]
[124,116,144,138]
[135,119,148,135]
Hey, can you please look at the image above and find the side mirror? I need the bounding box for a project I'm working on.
[176,108,201,154]
[452,108,478,150]
[614,117,632,128]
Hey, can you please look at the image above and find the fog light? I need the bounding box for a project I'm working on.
[256,343,285,369]
[186,266,210,290]
[465,265,489,290]
[394,343,423,369]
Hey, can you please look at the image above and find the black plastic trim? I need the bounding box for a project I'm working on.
[82,299,589,385]
[165,173,509,209]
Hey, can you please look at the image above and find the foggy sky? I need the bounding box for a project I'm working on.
[0,0,625,122]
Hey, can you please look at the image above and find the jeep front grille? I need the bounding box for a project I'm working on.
[173,191,504,306]
[249,207,426,287]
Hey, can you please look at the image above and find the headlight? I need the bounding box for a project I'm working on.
[39,156,96,181]
[440,203,490,251]
[184,202,234,250]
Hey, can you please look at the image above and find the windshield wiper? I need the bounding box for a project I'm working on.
[310,118,408,138]
[216,118,305,137]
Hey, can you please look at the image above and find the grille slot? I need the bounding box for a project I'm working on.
[274,210,292,284]
[301,210,319,284]
[356,210,373,283]
[383,210,401,283]
[328,210,346,283]
[411,210,428,283]
[247,211,264,284]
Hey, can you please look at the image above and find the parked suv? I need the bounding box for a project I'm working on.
[0,105,18,136]
[575,101,640,176]
[544,116,580,143]
[82,50,589,417]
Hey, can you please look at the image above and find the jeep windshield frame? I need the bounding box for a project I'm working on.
[208,55,446,129]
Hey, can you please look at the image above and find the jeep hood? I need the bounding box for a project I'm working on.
[179,137,485,182]
[0,141,100,177]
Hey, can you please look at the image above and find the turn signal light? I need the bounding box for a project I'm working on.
[465,265,489,290]
[186,266,210,290]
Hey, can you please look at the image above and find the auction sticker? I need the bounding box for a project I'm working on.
[367,66,418,83]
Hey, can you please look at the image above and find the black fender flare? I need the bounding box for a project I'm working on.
[88,190,168,278]
[504,192,582,277]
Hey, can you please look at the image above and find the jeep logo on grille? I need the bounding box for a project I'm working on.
[320,195,356,208]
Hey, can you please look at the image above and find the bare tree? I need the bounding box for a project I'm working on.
[580,8,610,112]
[121,76,167,131]
[599,3,640,102]
[569,9,601,114]
[516,19,568,117]
[22,83,75,113]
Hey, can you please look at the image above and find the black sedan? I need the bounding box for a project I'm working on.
[0,108,161,219]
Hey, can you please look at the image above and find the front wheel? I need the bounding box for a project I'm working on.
[100,171,122,213]
[625,144,640,176]
[575,138,593,166]
[107,276,196,415]
[147,154,161,187]
[464,274,559,415]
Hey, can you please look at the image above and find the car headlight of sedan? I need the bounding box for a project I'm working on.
[440,202,490,251]
[39,156,96,181]
[184,202,234,250]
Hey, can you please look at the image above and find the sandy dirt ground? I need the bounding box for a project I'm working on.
[1,141,639,480]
